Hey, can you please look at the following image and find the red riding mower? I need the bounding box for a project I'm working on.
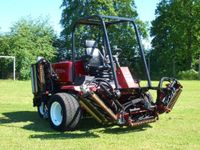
[31,15,182,131]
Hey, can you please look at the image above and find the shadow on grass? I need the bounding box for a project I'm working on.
[30,131,100,139]
[0,111,52,132]
[0,111,152,139]
[100,124,152,134]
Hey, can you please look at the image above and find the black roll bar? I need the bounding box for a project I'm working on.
[71,15,152,88]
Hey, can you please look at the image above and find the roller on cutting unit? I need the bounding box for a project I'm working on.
[30,15,183,131]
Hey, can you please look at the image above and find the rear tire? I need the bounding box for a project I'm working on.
[48,93,81,131]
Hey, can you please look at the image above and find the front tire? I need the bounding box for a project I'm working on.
[48,93,81,131]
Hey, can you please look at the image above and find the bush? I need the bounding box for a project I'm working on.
[178,69,199,80]
[0,17,56,80]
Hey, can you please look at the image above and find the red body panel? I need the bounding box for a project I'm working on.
[52,60,138,89]
[52,60,86,84]
[117,67,139,88]
[52,61,73,84]
[75,60,86,76]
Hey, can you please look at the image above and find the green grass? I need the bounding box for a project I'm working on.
[0,80,200,150]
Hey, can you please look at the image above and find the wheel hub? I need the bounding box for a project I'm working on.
[50,102,63,126]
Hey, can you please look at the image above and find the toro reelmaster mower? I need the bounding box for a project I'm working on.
[31,15,182,131]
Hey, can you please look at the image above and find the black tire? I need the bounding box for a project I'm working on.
[37,102,48,119]
[37,102,44,118]
[48,93,82,131]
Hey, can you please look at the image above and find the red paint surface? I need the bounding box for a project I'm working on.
[75,60,86,76]
[52,61,73,83]
[117,67,139,88]
[52,60,86,84]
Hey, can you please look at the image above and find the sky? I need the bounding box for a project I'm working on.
[135,0,159,22]
[0,0,159,35]
[0,0,62,34]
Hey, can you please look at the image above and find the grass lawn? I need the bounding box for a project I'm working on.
[0,80,200,150]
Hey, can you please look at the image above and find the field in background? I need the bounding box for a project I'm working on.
[0,80,200,150]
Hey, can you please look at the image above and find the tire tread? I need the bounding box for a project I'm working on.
[49,93,81,131]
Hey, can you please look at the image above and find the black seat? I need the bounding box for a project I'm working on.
[84,40,112,79]
[85,40,104,67]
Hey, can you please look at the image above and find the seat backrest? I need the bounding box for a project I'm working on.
[86,47,103,67]
[85,40,104,67]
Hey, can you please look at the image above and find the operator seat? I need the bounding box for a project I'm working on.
[85,40,103,67]
[84,40,112,79]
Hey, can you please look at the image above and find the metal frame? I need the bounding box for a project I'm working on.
[0,56,16,80]
[71,15,152,89]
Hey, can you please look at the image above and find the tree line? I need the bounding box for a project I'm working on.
[150,0,200,79]
[0,0,199,80]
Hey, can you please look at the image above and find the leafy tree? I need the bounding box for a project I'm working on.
[0,18,56,80]
[0,34,14,78]
[60,0,147,45]
[150,0,200,78]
